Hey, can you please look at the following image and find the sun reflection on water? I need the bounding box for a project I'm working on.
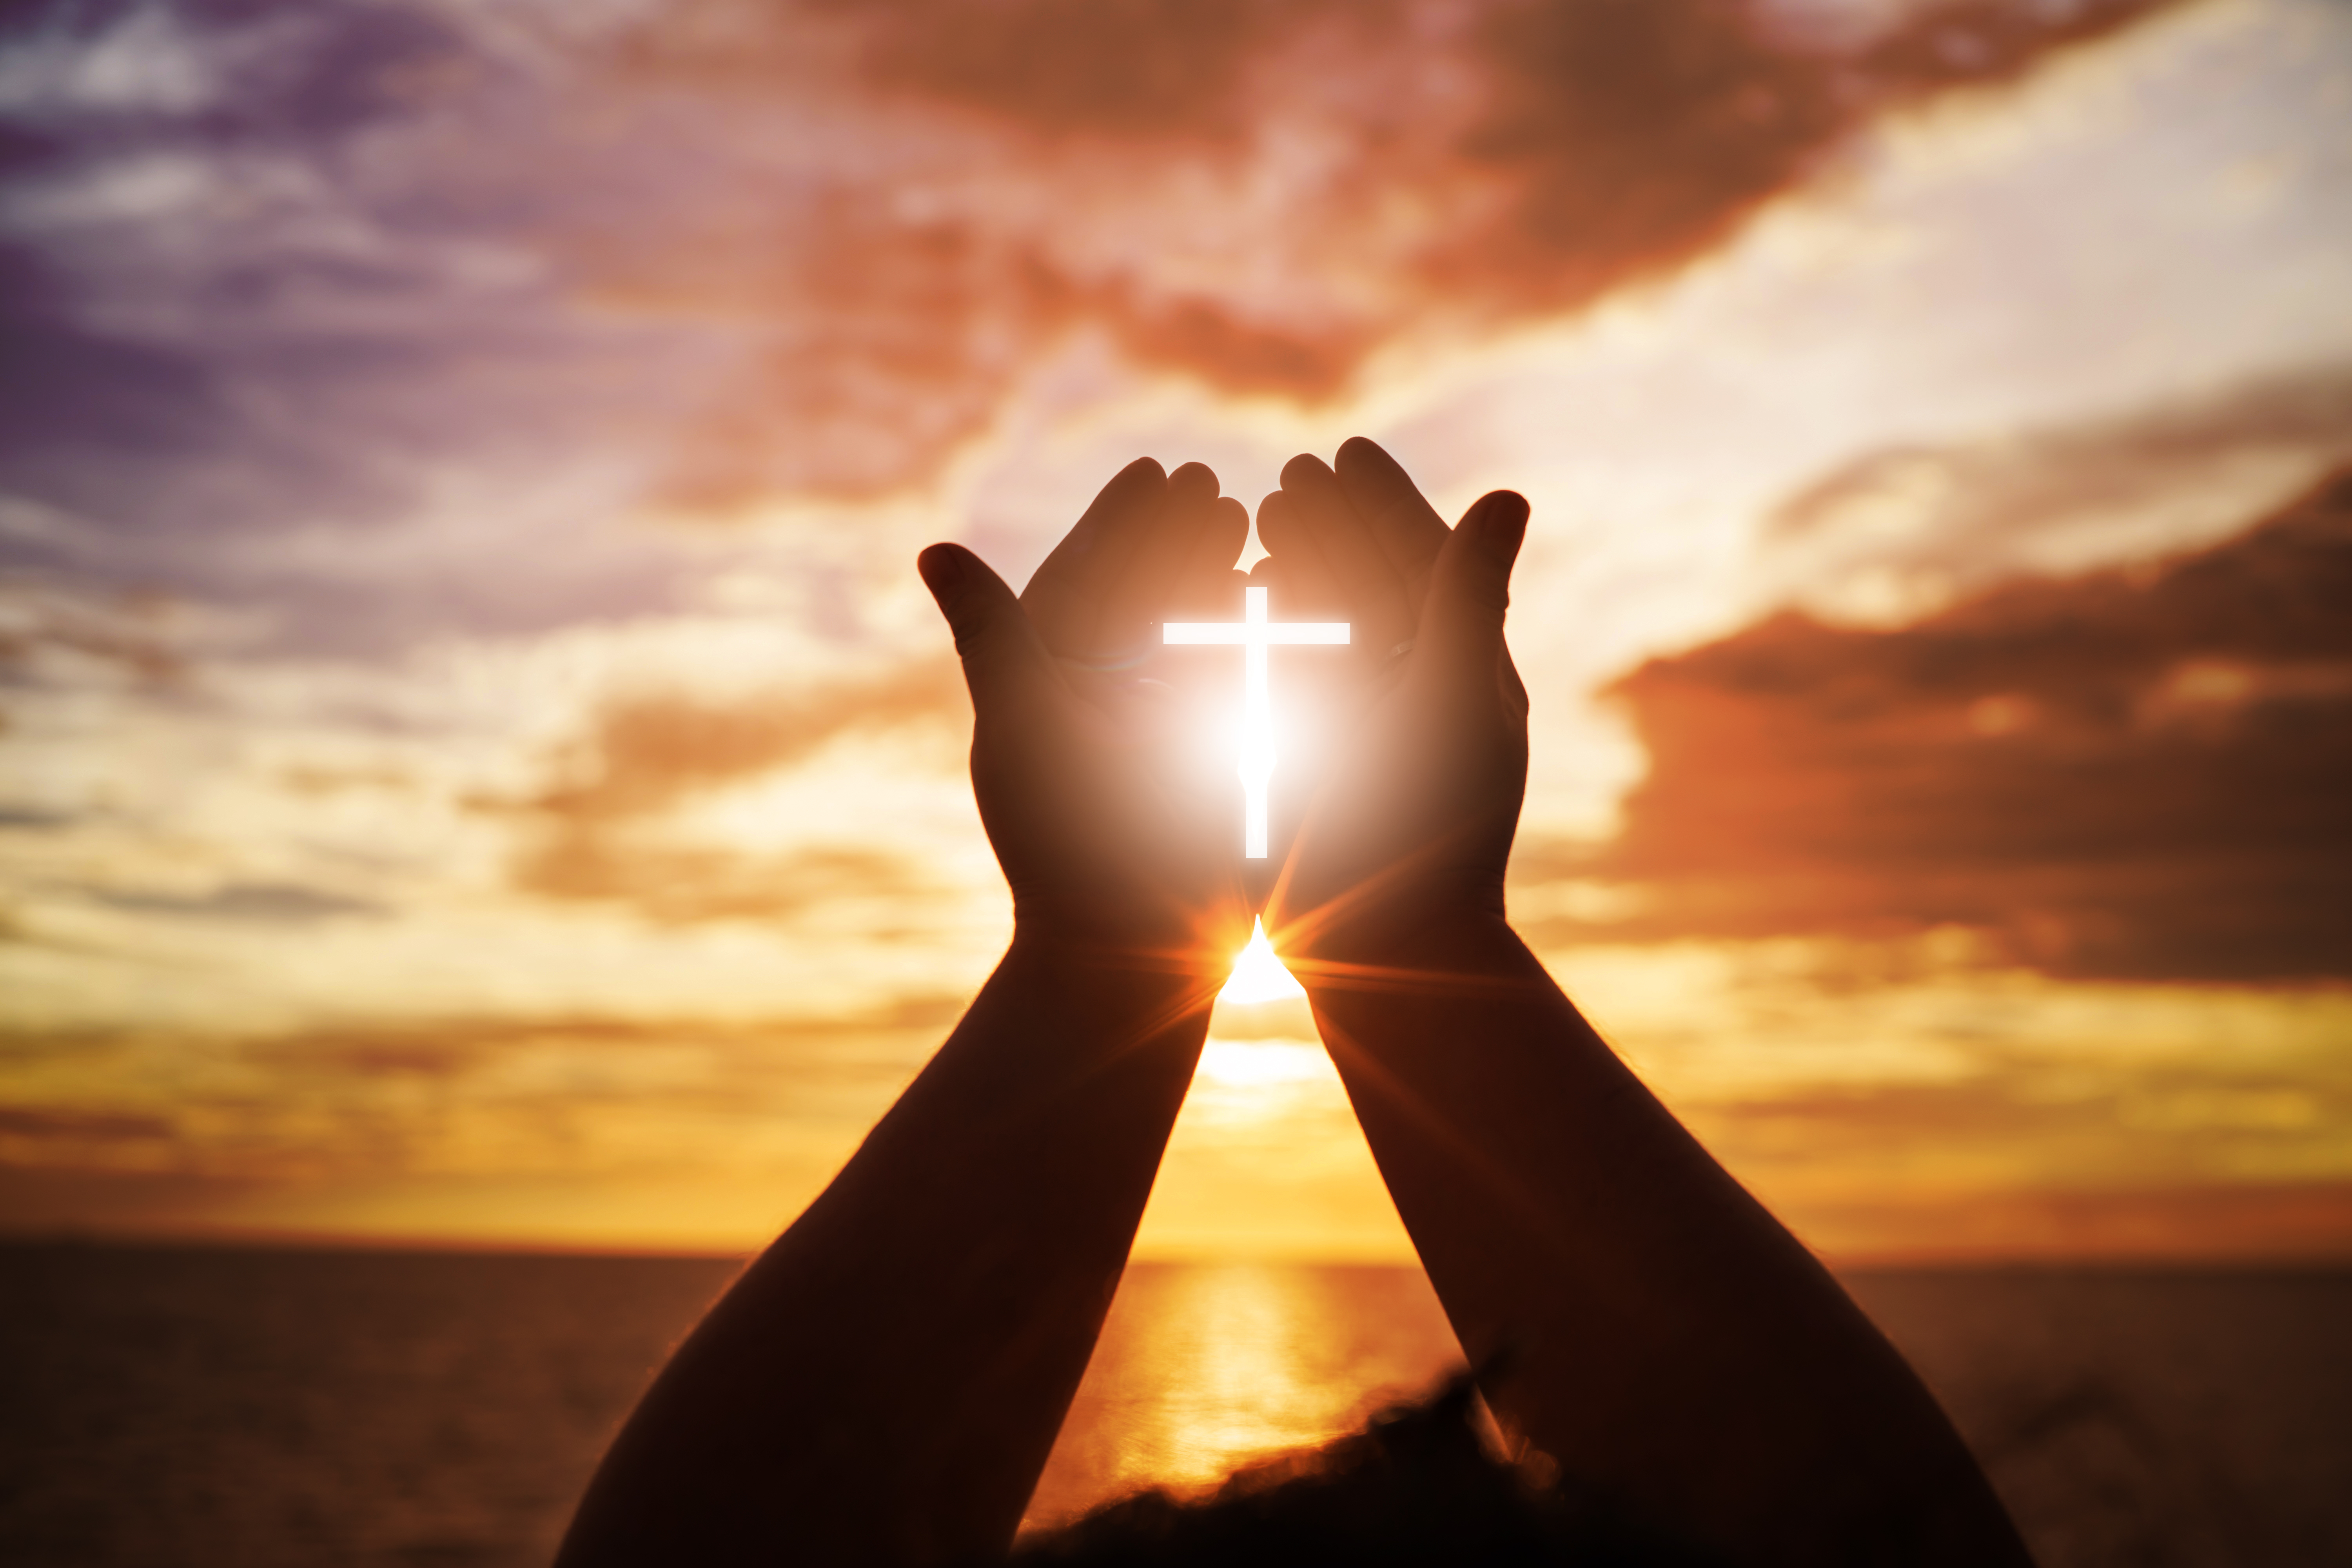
[1024,1263,1465,1528]
[1138,1265,1336,1486]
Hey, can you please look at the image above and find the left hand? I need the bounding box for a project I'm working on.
[920,458,1255,968]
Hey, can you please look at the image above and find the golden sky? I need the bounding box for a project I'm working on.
[2,0,2348,1261]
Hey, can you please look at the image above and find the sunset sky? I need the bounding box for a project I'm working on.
[2,0,2348,1261]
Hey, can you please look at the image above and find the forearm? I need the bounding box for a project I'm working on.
[559,933,1217,1568]
[1304,913,2027,1567]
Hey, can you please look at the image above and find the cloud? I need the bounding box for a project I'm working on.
[1763,363,2352,622]
[0,579,184,686]
[599,0,2181,501]
[0,0,2189,682]
[1524,466,2352,980]
[0,1102,176,1149]
[1695,1062,2345,1175]
[492,658,964,921]
[514,840,929,926]
[1409,0,2173,318]
[2,0,2175,542]
[517,658,962,824]
[1786,1180,2352,1262]
[0,1002,961,1196]
[247,1005,962,1089]
[85,880,388,923]
[0,2,723,655]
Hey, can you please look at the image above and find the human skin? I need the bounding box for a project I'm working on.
[556,440,2033,1568]
[1263,438,2034,1567]
[554,459,1255,1568]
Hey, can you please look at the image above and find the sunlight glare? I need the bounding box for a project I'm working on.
[1166,586,1347,857]
[1220,915,1306,1004]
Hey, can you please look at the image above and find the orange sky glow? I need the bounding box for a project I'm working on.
[1,0,2348,1263]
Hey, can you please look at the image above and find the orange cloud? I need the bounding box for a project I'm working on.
[0,1004,975,1247]
[1782,1180,2352,1263]
[0,585,183,687]
[1416,0,2176,318]
[515,840,927,926]
[488,660,963,921]
[0,1005,955,1165]
[1530,468,2352,980]
[588,0,2179,502]
[521,659,962,823]
[1764,366,2352,612]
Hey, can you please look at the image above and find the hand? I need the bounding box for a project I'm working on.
[1255,439,1531,963]
[920,458,1254,967]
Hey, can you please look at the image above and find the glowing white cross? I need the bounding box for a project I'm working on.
[1164,586,1349,858]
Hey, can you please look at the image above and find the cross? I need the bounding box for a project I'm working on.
[1164,586,1349,858]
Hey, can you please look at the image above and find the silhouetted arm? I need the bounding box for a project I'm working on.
[1265,441,2031,1568]
[557,940,1213,1568]
[557,461,1252,1568]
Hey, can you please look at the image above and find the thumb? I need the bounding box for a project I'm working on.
[1416,491,1528,690]
[918,544,1057,719]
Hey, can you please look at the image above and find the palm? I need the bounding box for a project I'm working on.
[1249,441,1530,955]
[924,458,1256,964]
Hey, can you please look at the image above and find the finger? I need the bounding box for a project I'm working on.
[1334,437,1449,609]
[1167,457,1220,508]
[920,544,1059,720]
[1277,454,1414,649]
[1159,495,1251,625]
[1180,562,1254,625]
[1499,644,1530,720]
[1100,462,1237,647]
[1244,549,1309,605]
[1178,496,1251,612]
[1252,490,1347,616]
[1415,491,1529,695]
[1239,551,1353,715]
[1021,457,1167,659]
[1165,557,1251,715]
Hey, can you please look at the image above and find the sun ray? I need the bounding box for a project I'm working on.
[1220,916,1307,1005]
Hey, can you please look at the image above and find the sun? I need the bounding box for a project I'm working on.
[1219,916,1305,1005]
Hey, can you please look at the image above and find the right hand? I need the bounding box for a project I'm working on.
[1256,439,1532,964]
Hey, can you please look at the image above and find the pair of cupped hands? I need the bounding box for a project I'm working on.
[917,438,1531,977]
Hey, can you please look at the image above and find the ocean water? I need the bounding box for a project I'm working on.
[0,1245,2345,1567]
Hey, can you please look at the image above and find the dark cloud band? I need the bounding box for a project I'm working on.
[1537,468,2352,981]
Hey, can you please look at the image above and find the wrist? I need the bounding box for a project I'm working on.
[1289,912,1558,1046]
[1278,894,1526,992]
[1272,867,1509,964]
[1005,914,1235,993]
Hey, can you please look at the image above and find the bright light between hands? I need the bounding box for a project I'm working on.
[1219,915,1307,1004]
[1165,586,1348,857]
